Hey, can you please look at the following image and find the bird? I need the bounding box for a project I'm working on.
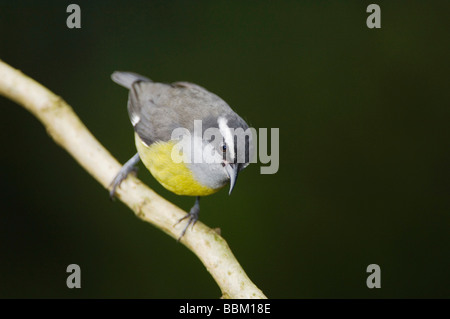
[109,71,252,240]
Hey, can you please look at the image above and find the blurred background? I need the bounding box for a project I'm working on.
[0,1,449,298]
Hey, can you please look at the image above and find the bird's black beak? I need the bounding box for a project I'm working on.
[224,163,239,195]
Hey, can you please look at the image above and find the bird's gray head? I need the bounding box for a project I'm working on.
[186,114,253,194]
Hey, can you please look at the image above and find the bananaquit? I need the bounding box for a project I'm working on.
[110,72,252,239]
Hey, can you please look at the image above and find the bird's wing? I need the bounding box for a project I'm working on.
[127,81,180,145]
[127,80,230,145]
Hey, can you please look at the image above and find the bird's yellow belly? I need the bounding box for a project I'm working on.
[135,134,220,196]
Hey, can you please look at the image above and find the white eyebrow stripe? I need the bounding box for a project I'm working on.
[218,116,235,161]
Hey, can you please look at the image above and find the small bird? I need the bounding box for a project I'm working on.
[110,72,252,240]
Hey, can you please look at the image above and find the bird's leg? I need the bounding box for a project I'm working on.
[109,153,140,199]
[175,196,201,241]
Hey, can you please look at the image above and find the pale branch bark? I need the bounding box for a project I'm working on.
[0,60,266,299]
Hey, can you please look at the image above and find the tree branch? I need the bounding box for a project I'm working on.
[0,60,266,299]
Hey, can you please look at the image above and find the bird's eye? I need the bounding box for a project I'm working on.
[221,144,227,152]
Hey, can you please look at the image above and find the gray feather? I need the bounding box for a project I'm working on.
[112,71,253,190]
[112,71,249,149]
[111,71,152,89]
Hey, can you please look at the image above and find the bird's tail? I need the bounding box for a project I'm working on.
[111,71,152,89]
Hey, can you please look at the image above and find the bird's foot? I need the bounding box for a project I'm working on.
[109,153,140,199]
[175,197,200,241]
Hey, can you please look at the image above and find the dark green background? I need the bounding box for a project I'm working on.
[1,1,449,298]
